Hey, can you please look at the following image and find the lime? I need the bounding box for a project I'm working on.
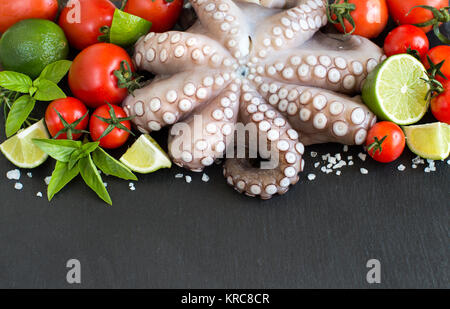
[403,122,450,160]
[0,119,49,168]
[109,9,152,47]
[120,134,171,174]
[362,54,430,125]
[0,19,69,79]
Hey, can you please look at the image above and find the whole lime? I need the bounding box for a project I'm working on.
[0,19,69,79]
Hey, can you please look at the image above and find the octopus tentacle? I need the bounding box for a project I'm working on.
[123,70,232,133]
[251,0,327,57]
[134,31,238,75]
[168,82,241,171]
[254,33,385,95]
[223,82,304,199]
[242,0,299,9]
[255,79,376,145]
[190,0,251,62]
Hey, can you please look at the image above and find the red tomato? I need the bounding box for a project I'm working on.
[384,25,429,59]
[0,0,58,33]
[387,0,448,33]
[90,104,131,149]
[330,0,389,38]
[45,97,89,140]
[58,0,115,50]
[366,121,406,163]
[69,43,135,109]
[124,0,183,33]
[424,46,450,84]
[431,80,450,124]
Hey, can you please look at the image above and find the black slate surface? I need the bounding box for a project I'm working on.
[0,1,449,288]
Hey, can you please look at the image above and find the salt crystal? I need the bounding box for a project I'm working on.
[335,153,341,161]
[14,182,23,190]
[358,153,367,161]
[307,174,316,181]
[347,156,353,160]
[128,182,134,187]
[175,173,184,178]
[343,145,348,152]
[310,151,318,158]
[202,173,210,182]
[336,171,341,176]
[360,168,368,175]
[430,166,436,172]
[327,163,332,169]
[103,182,108,187]
[412,164,417,169]
[326,169,332,174]
[27,172,32,178]
[185,175,192,183]
[328,157,337,164]
[129,186,136,191]
[44,176,52,185]
[36,192,43,198]
[314,162,320,168]
[397,164,406,171]
[348,161,354,166]
[447,160,450,165]
[321,166,327,173]
[6,169,20,180]
[424,167,431,173]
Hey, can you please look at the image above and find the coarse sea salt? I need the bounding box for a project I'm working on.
[358,153,367,161]
[310,151,318,158]
[314,162,320,168]
[336,171,341,176]
[307,174,316,181]
[185,175,192,183]
[6,169,20,180]
[175,173,184,179]
[27,172,32,178]
[202,173,210,182]
[343,145,348,152]
[397,164,406,171]
[14,182,23,190]
[360,168,368,175]
[44,176,52,185]
[36,192,43,198]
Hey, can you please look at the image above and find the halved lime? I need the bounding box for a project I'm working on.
[120,134,171,173]
[109,9,152,47]
[403,122,450,160]
[362,54,430,125]
[0,119,49,168]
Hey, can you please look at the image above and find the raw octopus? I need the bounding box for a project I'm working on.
[123,0,385,199]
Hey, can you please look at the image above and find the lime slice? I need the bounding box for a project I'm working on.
[120,134,172,173]
[109,9,152,47]
[403,122,450,160]
[0,119,49,168]
[362,54,430,125]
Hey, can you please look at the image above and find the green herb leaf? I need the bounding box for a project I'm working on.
[5,95,36,137]
[0,71,32,93]
[92,147,137,181]
[47,161,80,201]
[38,60,72,84]
[32,138,81,162]
[33,79,66,101]
[78,155,112,205]
[67,142,100,169]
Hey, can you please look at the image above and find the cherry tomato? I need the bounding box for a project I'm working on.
[124,0,183,33]
[69,43,135,109]
[0,0,58,34]
[45,97,89,140]
[366,121,406,163]
[386,0,448,33]
[330,0,388,39]
[424,46,450,84]
[431,80,450,124]
[59,0,115,50]
[384,25,429,59]
[90,104,131,149]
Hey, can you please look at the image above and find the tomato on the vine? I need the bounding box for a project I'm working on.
[123,0,183,33]
[384,25,429,59]
[423,46,450,84]
[431,80,450,124]
[387,0,448,33]
[59,0,115,50]
[90,104,133,149]
[366,122,406,163]
[45,97,89,140]
[0,0,58,34]
[69,43,139,109]
[327,0,388,39]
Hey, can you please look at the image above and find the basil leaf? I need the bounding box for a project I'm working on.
[92,147,137,181]
[5,95,36,137]
[32,139,81,162]
[67,142,99,169]
[33,79,66,101]
[0,71,32,93]
[78,155,112,205]
[81,142,99,155]
[38,60,72,84]
[48,161,80,201]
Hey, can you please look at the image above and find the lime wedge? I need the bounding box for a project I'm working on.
[403,122,450,160]
[109,9,152,47]
[120,134,171,173]
[362,54,430,125]
[0,119,49,168]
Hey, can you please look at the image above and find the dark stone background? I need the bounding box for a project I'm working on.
[0,0,448,288]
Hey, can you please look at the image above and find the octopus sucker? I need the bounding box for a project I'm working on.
[124,0,384,199]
